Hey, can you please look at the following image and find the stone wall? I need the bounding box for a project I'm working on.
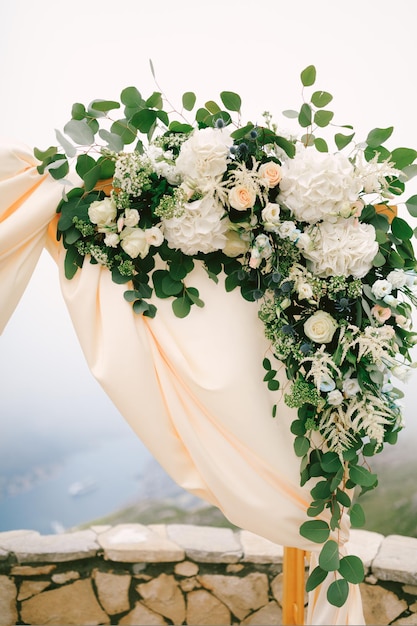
[0,524,416,625]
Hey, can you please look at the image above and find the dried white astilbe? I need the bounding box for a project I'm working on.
[339,324,397,369]
[301,345,341,391]
[319,394,394,457]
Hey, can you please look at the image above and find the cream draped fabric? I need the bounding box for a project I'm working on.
[0,141,365,625]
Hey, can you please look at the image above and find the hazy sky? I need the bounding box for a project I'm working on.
[1,0,417,452]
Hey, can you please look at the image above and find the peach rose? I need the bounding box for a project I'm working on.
[229,185,257,211]
[258,161,282,188]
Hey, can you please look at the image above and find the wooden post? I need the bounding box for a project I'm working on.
[282,547,307,625]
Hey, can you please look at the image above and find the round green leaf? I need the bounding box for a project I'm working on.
[121,86,143,107]
[336,488,351,508]
[314,137,328,152]
[55,129,77,158]
[130,109,158,133]
[339,555,364,584]
[392,217,414,240]
[334,132,355,150]
[311,90,333,108]
[161,275,183,296]
[90,99,120,112]
[390,147,417,169]
[372,251,386,267]
[298,103,312,128]
[366,126,394,148]
[349,464,377,488]
[282,109,299,119]
[63,119,95,145]
[327,579,349,608]
[220,91,241,112]
[306,565,328,592]
[319,540,340,572]
[406,194,417,217]
[71,102,86,120]
[267,379,280,391]
[301,65,316,87]
[294,435,310,457]
[300,520,330,544]
[290,420,306,436]
[320,452,342,474]
[314,110,334,128]
[310,480,331,500]
[182,91,196,111]
[146,91,163,109]
[349,503,366,528]
[205,100,221,114]
[111,119,137,145]
[172,296,191,318]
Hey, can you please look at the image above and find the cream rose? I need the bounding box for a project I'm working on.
[304,310,338,344]
[342,378,361,397]
[301,217,378,278]
[124,208,140,227]
[104,233,119,248]
[223,230,250,257]
[88,197,117,227]
[120,227,149,259]
[229,185,257,211]
[145,226,164,248]
[327,389,344,406]
[261,202,281,231]
[258,161,282,188]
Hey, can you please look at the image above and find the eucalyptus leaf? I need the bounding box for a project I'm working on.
[172,296,191,318]
[299,519,330,544]
[311,90,333,108]
[390,147,417,169]
[314,110,334,128]
[300,65,316,87]
[63,119,95,145]
[182,91,196,111]
[55,129,77,158]
[327,579,349,608]
[99,129,124,152]
[220,91,241,112]
[282,109,299,119]
[391,217,414,240]
[205,100,221,114]
[349,464,377,488]
[319,540,340,572]
[121,86,143,107]
[111,119,137,144]
[339,555,364,584]
[146,91,163,109]
[90,99,121,112]
[306,566,328,592]
[406,194,417,217]
[71,103,86,120]
[349,503,366,528]
[366,126,394,148]
[298,103,312,128]
[334,132,355,150]
[314,138,328,152]
[294,436,310,457]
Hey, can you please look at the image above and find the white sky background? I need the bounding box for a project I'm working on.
[1,0,417,450]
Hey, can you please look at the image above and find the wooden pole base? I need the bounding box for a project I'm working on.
[282,547,307,625]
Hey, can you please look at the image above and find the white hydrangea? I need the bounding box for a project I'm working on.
[278,148,362,224]
[301,218,378,278]
[162,194,228,255]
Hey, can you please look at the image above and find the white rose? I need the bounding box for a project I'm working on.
[301,217,378,278]
[327,389,344,406]
[372,279,392,299]
[104,232,119,248]
[278,220,299,241]
[88,197,117,227]
[297,282,314,300]
[145,226,164,248]
[229,184,257,211]
[261,202,281,231]
[258,161,282,188]
[279,148,362,224]
[124,208,140,227]
[387,269,407,289]
[175,127,232,181]
[223,230,250,257]
[342,378,361,397]
[120,227,150,259]
[304,310,338,344]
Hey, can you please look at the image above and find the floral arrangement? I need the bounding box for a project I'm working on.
[36,63,417,608]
